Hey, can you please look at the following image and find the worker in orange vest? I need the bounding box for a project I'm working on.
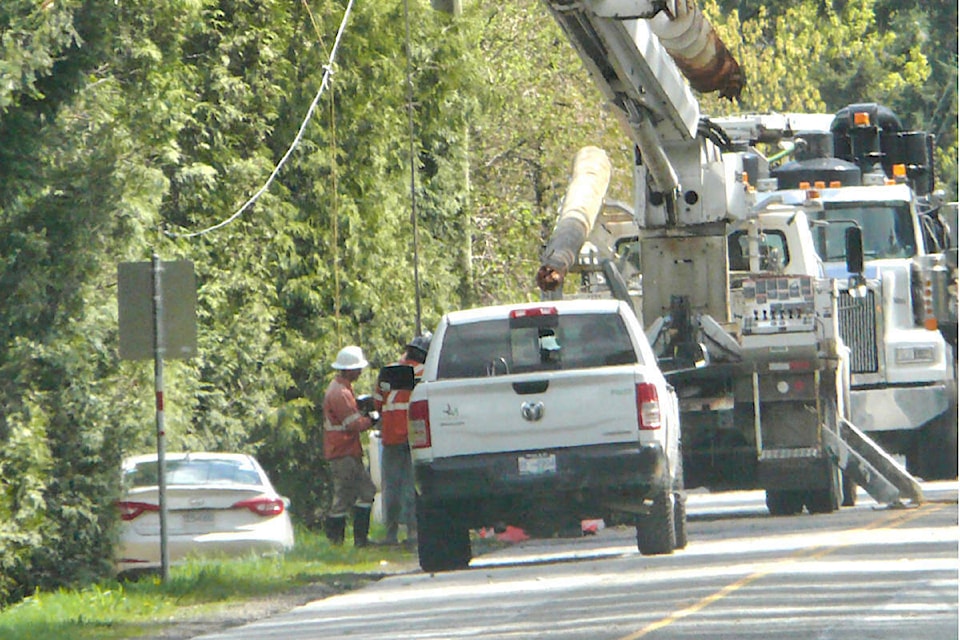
[374,333,431,545]
[322,345,379,547]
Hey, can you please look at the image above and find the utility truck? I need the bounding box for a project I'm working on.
[529,0,925,513]
[403,299,684,572]
[711,105,958,481]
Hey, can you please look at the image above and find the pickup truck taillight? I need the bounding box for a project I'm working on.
[409,399,432,448]
[636,382,661,430]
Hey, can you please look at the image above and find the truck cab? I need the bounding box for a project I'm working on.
[745,104,959,481]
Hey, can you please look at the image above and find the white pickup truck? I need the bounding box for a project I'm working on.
[399,298,683,572]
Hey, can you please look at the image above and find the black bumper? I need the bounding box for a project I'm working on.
[414,442,667,522]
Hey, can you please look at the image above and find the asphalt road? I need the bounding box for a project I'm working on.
[196,482,958,640]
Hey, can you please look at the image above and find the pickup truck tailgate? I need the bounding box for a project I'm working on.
[422,367,642,459]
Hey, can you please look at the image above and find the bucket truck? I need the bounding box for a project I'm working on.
[533,0,924,513]
[713,104,958,481]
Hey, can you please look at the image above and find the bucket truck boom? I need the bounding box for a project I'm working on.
[532,0,925,512]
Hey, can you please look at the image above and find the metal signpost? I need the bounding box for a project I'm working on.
[118,256,197,581]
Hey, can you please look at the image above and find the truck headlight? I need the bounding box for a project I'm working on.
[895,345,936,364]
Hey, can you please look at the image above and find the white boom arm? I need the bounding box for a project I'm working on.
[537,0,747,325]
[541,1,743,229]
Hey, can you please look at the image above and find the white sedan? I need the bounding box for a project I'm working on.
[116,452,295,574]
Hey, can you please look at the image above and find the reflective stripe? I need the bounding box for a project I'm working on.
[323,413,363,431]
[342,411,364,427]
[382,389,410,412]
[325,411,363,432]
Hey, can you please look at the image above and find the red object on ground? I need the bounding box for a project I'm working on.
[496,525,530,542]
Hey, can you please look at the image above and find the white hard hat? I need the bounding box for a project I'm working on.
[332,345,368,370]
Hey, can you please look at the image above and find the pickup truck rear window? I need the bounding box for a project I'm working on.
[436,312,638,380]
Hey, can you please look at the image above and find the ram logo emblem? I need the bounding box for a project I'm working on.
[521,401,545,422]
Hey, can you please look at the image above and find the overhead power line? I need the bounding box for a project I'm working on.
[166,0,356,240]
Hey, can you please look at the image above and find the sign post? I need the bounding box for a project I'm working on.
[151,254,170,580]
[118,257,197,581]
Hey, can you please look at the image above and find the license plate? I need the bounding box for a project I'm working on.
[182,511,215,530]
[518,453,556,476]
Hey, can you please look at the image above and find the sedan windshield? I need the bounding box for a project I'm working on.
[811,202,915,261]
[125,457,263,488]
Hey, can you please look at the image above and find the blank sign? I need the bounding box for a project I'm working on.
[118,260,197,360]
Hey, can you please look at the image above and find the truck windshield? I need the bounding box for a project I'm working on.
[436,313,638,380]
[727,230,789,271]
[811,203,915,261]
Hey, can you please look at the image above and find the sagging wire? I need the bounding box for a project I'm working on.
[165,0,356,240]
[403,0,424,337]
[330,62,342,345]
[299,0,342,344]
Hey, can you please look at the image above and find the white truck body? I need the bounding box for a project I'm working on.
[756,184,951,429]
[412,299,677,459]
[407,298,684,571]
[749,163,957,480]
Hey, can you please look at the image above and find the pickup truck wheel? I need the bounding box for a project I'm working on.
[765,489,803,516]
[673,492,688,550]
[416,500,471,573]
[636,489,676,555]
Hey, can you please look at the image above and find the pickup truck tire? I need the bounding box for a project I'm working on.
[672,457,688,549]
[636,487,676,555]
[765,489,804,516]
[673,492,688,549]
[416,498,471,573]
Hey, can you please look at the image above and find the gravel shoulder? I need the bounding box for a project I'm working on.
[136,559,420,640]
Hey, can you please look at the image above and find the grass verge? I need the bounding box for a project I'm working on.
[0,526,418,640]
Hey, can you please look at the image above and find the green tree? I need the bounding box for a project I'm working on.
[453,2,630,304]
[704,0,955,197]
[0,0,955,606]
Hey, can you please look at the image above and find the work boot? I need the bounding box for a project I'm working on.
[323,515,346,545]
[353,505,372,548]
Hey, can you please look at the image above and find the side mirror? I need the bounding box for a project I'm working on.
[845,226,865,275]
[377,364,416,393]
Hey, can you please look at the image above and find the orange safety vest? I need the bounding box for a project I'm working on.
[374,357,424,446]
[323,375,373,460]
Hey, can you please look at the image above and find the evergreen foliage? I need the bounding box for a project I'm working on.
[0,0,954,604]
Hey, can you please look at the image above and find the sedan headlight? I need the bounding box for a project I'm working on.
[895,345,936,364]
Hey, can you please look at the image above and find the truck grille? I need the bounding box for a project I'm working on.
[838,290,879,373]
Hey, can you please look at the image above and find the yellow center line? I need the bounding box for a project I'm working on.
[617,503,947,640]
